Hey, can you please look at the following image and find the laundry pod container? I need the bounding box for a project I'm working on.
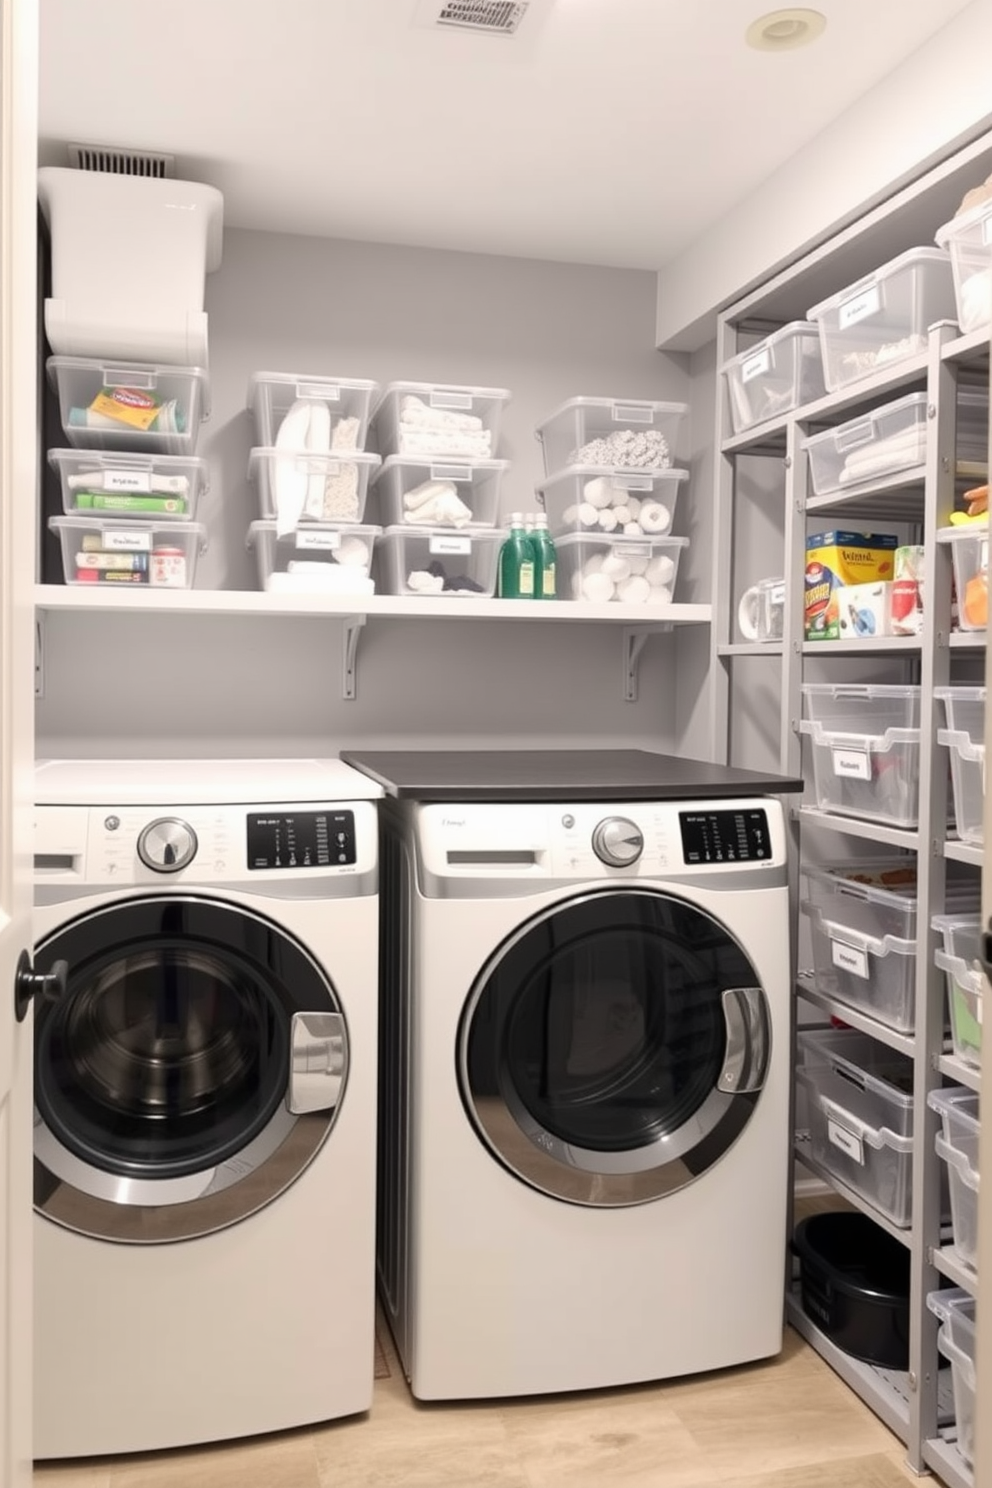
[38,167,223,366]
[793,1210,911,1367]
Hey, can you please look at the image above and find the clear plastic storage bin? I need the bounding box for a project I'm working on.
[371,456,508,529]
[721,321,826,434]
[935,197,992,334]
[369,382,510,462]
[806,247,957,393]
[246,521,380,595]
[535,396,688,478]
[246,371,379,451]
[799,684,921,827]
[374,525,505,598]
[555,533,688,604]
[536,465,687,540]
[935,686,985,844]
[48,515,207,588]
[796,1029,915,1226]
[803,391,928,496]
[800,861,966,1033]
[927,1288,977,1468]
[48,449,207,521]
[938,522,987,632]
[933,911,985,1069]
[247,448,381,526]
[928,1087,980,1272]
[47,357,208,455]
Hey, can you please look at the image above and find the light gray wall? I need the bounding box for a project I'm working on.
[38,229,709,760]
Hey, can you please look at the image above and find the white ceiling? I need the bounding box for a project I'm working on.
[37,0,977,273]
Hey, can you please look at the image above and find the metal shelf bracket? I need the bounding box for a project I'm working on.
[623,625,669,701]
[35,612,45,698]
[342,614,366,700]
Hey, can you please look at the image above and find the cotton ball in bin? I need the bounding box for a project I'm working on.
[582,571,615,603]
[618,575,650,603]
[645,554,675,586]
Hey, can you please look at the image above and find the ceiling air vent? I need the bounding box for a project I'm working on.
[67,143,175,179]
[422,1,530,36]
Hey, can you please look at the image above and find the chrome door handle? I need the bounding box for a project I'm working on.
[14,950,67,1023]
[717,986,769,1094]
[287,1012,347,1114]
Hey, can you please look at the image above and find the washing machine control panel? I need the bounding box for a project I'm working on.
[591,817,644,867]
[137,817,199,873]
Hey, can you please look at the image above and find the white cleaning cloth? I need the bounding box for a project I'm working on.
[400,395,483,433]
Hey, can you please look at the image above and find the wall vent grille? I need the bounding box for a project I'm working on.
[431,1,529,35]
[68,143,175,178]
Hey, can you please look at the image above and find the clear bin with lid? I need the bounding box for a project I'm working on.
[935,197,992,334]
[796,1028,916,1226]
[374,525,505,598]
[371,456,507,529]
[799,684,921,827]
[48,449,206,521]
[936,686,985,844]
[535,396,688,478]
[369,382,510,462]
[806,247,957,393]
[928,1087,980,1272]
[927,1288,977,1467]
[536,466,687,540]
[801,861,977,1033]
[721,321,826,434]
[938,522,988,632]
[247,448,381,526]
[555,533,688,605]
[933,912,985,1068]
[246,371,379,451]
[46,357,208,455]
[246,521,380,595]
[803,391,928,497]
[48,515,207,588]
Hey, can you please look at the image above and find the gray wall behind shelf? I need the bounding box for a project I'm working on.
[38,228,719,761]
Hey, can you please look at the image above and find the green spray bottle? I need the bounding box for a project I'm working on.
[498,512,536,599]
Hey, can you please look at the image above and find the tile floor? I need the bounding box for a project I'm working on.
[34,1316,919,1488]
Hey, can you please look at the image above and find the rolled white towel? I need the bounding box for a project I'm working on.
[618,575,650,603]
[336,536,371,568]
[583,552,605,575]
[404,479,457,512]
[577,502,599,528]
[648,584,673,604]
[639,501,670,534]
[399,394,483,433]
[583,476,614,508]
[600,554,632,583]
[612,505,631,527]
[562,504,579,527]
[581,571,615,603]
[624,522,643,535]
[625,496,641,521]
[645,554,675,586]
[627,555,649,575]
[597,509,618,532]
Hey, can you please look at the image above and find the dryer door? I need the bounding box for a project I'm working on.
[459,887,772,1207]
[33,895,347,1242]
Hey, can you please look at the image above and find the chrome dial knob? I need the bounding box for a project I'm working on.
[591,816,644,867]
[137,817,198,873]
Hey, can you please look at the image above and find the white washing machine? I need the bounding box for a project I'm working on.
[374,788,794,1400]
[31,757,382,1458]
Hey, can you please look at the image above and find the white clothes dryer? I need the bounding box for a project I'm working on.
[375,792,794,1400]
[31,758,382,1458]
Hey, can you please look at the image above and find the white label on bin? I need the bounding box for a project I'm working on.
[296,530,341,551]
[831,938,869,979]
[612,404,653,423]
[297,383,340,401]
[615,475,653,492]
[613,543,650,559]
[827,1118,865,1164]
[832,747,871,780]
[430,391,473,411]
[769,582,786,604]
[104,470,151,493]
[741,348,771,383]
[838,285,881,328]
[101,529,152,552]
[429,535,471,555]
[430,464,472,483]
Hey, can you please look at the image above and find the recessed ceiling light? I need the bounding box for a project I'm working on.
[746,8,827,51]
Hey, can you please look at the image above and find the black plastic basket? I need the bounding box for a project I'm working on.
[793,1210,911,1368]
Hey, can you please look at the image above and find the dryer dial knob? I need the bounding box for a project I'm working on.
[137,818,198,874]
[592,817,644,867]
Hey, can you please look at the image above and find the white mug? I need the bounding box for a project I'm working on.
[738,577,785,642]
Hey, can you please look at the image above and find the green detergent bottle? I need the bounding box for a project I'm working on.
[531,512,557,599]
[498,512,536,599]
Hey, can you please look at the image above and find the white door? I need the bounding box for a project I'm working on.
[0,0,38,1483]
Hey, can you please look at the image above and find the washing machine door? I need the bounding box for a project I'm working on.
[33,895,348,1242]
[459,887,772,1207]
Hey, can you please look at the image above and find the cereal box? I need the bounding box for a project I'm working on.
[805,531,898,640]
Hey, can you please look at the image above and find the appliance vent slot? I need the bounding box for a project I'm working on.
[430,1,529,35]
[67,143,176,178]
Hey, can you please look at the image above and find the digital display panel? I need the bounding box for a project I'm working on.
[247,810,355,869]
[679,808,770,865]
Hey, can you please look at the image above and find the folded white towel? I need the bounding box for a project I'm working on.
[840,429,927,484]
[398,427,493,459]
[400,394,483,433]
